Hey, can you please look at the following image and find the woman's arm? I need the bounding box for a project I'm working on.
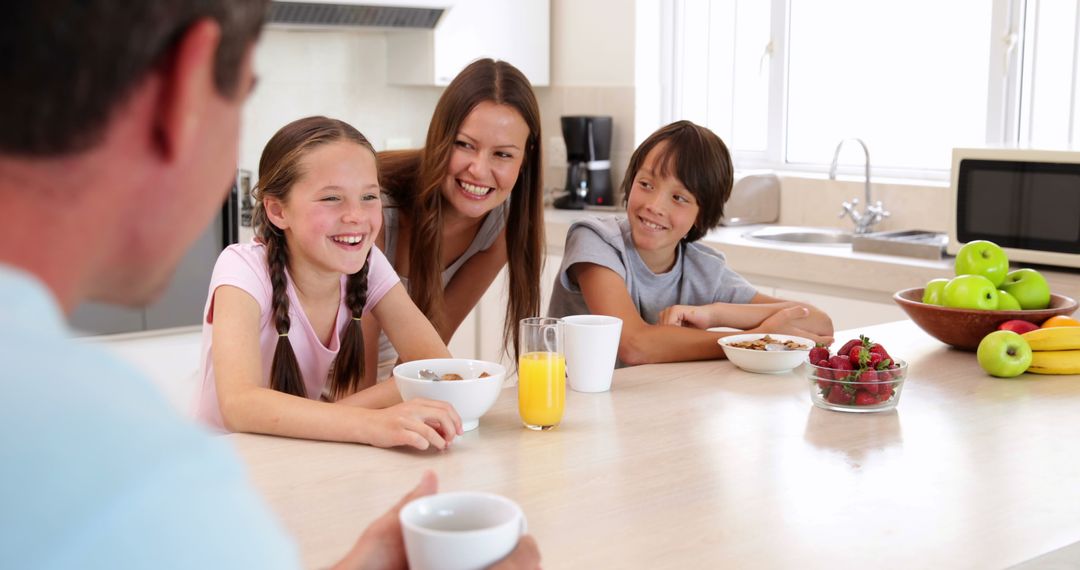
[211,285,461,449]
[336,283,452,409]
[438,229,508,343]
[376,283,453,361]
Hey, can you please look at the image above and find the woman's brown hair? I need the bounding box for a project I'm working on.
[620,120,733,243]
[250,116,376,400]
[379,59,544,359]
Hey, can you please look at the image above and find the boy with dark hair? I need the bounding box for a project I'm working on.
[548,121,834,366]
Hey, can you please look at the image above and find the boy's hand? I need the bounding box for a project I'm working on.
[756,306,834,345]
[659,305,714,329]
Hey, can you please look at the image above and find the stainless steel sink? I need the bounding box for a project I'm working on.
[743,226,853,246]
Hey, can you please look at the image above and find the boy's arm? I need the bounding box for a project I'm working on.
[660,293,834,337]
[574,263,729,365]
[748,292,835,339]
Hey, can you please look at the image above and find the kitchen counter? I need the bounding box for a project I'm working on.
[229,319,1080,569]
[543,208,1080,304]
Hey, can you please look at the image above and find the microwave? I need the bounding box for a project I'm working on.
[947,148,1080,269]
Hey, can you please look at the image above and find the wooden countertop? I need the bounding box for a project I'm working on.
[229,320,1080,569]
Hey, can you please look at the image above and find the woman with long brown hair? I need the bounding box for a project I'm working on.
[195,116,462,450]
[370,58,544,379]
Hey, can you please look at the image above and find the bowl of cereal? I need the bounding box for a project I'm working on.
[393,358,506,431]
[717,333,814,373]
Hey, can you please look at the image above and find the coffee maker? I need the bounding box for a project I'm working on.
[554,115,614,209]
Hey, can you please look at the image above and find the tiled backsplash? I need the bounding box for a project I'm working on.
[239,29,443,174]
[778,176,951,233]
[536,86,636,206]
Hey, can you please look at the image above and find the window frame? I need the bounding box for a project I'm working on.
[657,0,1038,182]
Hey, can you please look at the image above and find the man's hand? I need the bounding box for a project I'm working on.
[333,471,438,570]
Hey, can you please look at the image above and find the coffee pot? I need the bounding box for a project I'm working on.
[554,116,613,209]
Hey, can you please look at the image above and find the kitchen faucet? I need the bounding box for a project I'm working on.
[828,138,889,234]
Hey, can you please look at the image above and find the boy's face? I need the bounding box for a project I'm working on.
[626,143,700,258]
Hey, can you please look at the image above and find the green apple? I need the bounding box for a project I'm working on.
[955,240,1009,287]
[922,278,949,305]
[1000,268,1051,310]
[976,330,1033,378]
[996,290,1022,311]
[942,274,999,310]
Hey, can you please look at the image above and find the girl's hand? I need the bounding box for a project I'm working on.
[754,306,834,345]
[659,305,715,329]
[364,399,463,451]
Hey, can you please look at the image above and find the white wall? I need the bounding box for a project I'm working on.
[542,0,637,203]
[239,28,444,176]
[551,0,635,87]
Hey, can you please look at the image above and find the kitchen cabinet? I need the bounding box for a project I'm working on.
[386,0,549,86]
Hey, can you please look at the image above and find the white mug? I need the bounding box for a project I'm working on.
[563,314,623,393]
[400,492,527,570]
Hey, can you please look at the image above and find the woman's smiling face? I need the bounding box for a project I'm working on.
[440,101,530,220]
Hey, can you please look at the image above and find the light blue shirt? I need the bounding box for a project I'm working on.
[0,265,299,569]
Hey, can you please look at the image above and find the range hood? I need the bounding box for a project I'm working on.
[267,0,449,30]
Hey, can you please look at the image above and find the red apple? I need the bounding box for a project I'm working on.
[998,319,1040,334]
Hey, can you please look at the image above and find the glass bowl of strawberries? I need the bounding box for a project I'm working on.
[805,335,908,413]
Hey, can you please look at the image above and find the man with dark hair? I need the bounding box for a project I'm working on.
[0,2,540,568]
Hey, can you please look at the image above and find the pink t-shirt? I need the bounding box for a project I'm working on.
[194,241,399,430]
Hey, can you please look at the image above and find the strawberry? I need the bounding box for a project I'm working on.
[858,369,879,394]
[828,354,853,370]
[826,383,854,405]
[827,355,854,382]
[854,390,878,406]
[879,382,895,399]
[869,343,892,362]
[837,339,862,358]
[809,346,831,365]
[868,352,884,368]
[815,359,833,382]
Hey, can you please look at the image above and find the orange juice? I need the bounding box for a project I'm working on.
[517,351,566,429]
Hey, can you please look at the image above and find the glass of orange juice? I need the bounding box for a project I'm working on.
[518,317,565,430]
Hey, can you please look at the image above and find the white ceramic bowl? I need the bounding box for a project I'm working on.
[717,333,814,374]
[394,359,506,431]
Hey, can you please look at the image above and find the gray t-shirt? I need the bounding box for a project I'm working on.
[547,216,758,324]
[375,197,507,379]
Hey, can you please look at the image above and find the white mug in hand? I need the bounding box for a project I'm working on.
[563,315,623,393]
[400,492,527,570]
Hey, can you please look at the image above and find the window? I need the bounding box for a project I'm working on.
[660,0,1080,178]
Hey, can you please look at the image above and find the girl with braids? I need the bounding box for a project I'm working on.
[372,58,544,379]
[195,116,462,450]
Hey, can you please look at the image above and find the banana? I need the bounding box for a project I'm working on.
[1021,326,1080,352]
[1027,349,1080,375]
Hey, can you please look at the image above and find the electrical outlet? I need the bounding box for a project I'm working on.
[548,136,566,168]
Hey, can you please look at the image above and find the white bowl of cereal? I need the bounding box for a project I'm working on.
[717,333,814,374]
[393,358,506,431]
